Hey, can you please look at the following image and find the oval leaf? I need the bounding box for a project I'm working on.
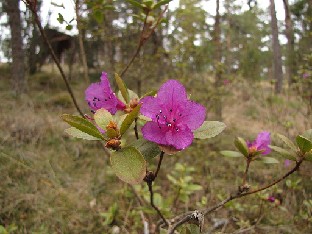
[94,108,113,130]
[126,0,144,9]
[260,157,279,164]
[131,139,161,161]
[64,127,101,140]
[234,137,249,157]
[276,133,297,150]
[220,150,244,158]
[269,145,297,161]
[115,73,129,103]
[193,121,226,139]
[120,104,141,135]
[110,147,146,185]
[302,129,312,142]
[296,135,312,153]
[61,114,105,140]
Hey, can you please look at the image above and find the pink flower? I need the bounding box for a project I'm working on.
[284,159,291,168]
[302,73,309,79]
[140,80,206,150]
[85,72,126,114]
[267,196,275,202]
[247,131,271,155]
[223,79,230,85]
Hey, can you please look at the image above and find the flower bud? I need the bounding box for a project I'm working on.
[146,16,155,25]
[105,139,121,150]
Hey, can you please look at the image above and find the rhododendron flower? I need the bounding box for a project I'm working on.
[284,159,291,168]
[247,131,271,155]
[85,72,125,114]
[267,196,275,203]
[140,80,206,150]
[223,79,230,85]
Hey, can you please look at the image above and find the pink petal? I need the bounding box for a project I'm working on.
[141,122,167,145]
[140,96,163,121]
[100,72,113,93]
[165,126,194,150]
[85,72,125,114]
[157,80,188,108]
[255,131,271,155]
[178,100,206,130]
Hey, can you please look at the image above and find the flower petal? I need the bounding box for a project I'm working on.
[178,100,206,130]
[140,96,163,121]
[255,131,271,155]
[165,126,194,150]
[100,72,113,93]
[157,80,188,108]
[141,121,167,145]
[85,72,125,114]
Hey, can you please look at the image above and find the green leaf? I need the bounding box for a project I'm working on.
[182,224,200,234]
[143,0,154,8]
[120,104,141,135]
[302,129,312,142]
[57,13,64,24]
[269,145,297,161]
[65,25,73,31]
[110,147,146,185]
[93,10,104,24]
[141,90,157,99]
[115,73,129,103]
[94,108,113,130]
[106,128,119,139]
[296,135,312,153]
[220,150,244,158]
[103,5,115,10]
[259,157,279,164]
[61,114,105,140]
[276,133,297,150]
[153,0,172,9]
[193,121,226,139]
[186,184,202,191]
[117,89,138,103]
[64,127,101,140]
[304,152,312,162]
[234,137,249,157]
[126,0,144,9]
[130,139,161,161]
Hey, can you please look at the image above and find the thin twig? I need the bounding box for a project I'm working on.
[144,151,168,226]
[134,118,139,140]
[120,5,168,78]
[154,151,165,179]
[242,158,251,186]
[147,180,169,226]
[167,158,304,233]
[24,1,84,117]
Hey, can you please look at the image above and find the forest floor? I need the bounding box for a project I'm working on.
[0,65,311,233]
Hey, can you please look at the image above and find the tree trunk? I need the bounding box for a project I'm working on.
[282,0,296,86]
[270,0,283,94]
[5,0,26,95]
[213,0,222,119]
[75,0,89,83]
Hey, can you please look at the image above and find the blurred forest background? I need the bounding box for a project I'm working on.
[0,0,311,233]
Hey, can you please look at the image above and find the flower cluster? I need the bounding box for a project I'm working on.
[140,80,206,151]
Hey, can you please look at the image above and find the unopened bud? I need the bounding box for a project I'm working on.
[146,16,155,25]
[105,139,121,150]
[106,121,118,131]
